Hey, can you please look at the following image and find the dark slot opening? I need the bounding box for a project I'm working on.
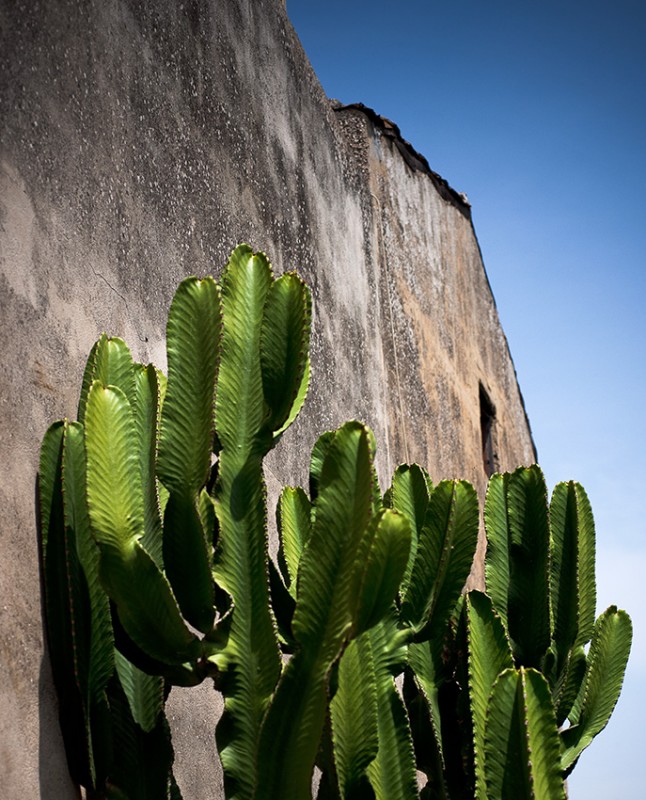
[479,384,496,478]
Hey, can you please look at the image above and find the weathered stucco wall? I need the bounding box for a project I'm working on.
[331,105,536,583]
[0,1,535,797]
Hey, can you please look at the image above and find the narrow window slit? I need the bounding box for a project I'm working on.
[479,383,497,477]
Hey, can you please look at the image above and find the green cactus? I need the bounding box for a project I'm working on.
[255,421,412,798]
[39,245,631,800]
[484,667,565,799]
[40,389,180,797]
[39,244,312,798]
[40,419,113,789]
[318,466,479,799]
[211,246,311,799]
[464,590,514,800]
[477,465,632,790]
[560,605,632,774]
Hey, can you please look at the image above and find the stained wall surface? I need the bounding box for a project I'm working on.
[0,1,535,797]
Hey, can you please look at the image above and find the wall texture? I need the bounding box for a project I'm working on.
[0,1,535,797]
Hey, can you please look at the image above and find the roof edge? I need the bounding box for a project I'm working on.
[333,101,472,220]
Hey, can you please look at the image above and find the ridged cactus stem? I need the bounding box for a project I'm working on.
[212,448,281,800]
[210,245,311,799]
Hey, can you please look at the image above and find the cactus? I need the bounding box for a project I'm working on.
[465,590,514,799]
[473,465,632,791]
[255,421,412,798]
[39,419,113,790]
[39,245,312,798]
[319,465,479,799]
[211,247,311,798]
[39,246,631,800]
[40,384,180,797]
[484,667,565,799]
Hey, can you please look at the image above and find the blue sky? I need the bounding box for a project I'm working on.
[287,2,645,796]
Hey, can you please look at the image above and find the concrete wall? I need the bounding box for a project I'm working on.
[0,1,535,797]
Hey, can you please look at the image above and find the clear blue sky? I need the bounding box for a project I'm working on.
[287,2,645,796]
